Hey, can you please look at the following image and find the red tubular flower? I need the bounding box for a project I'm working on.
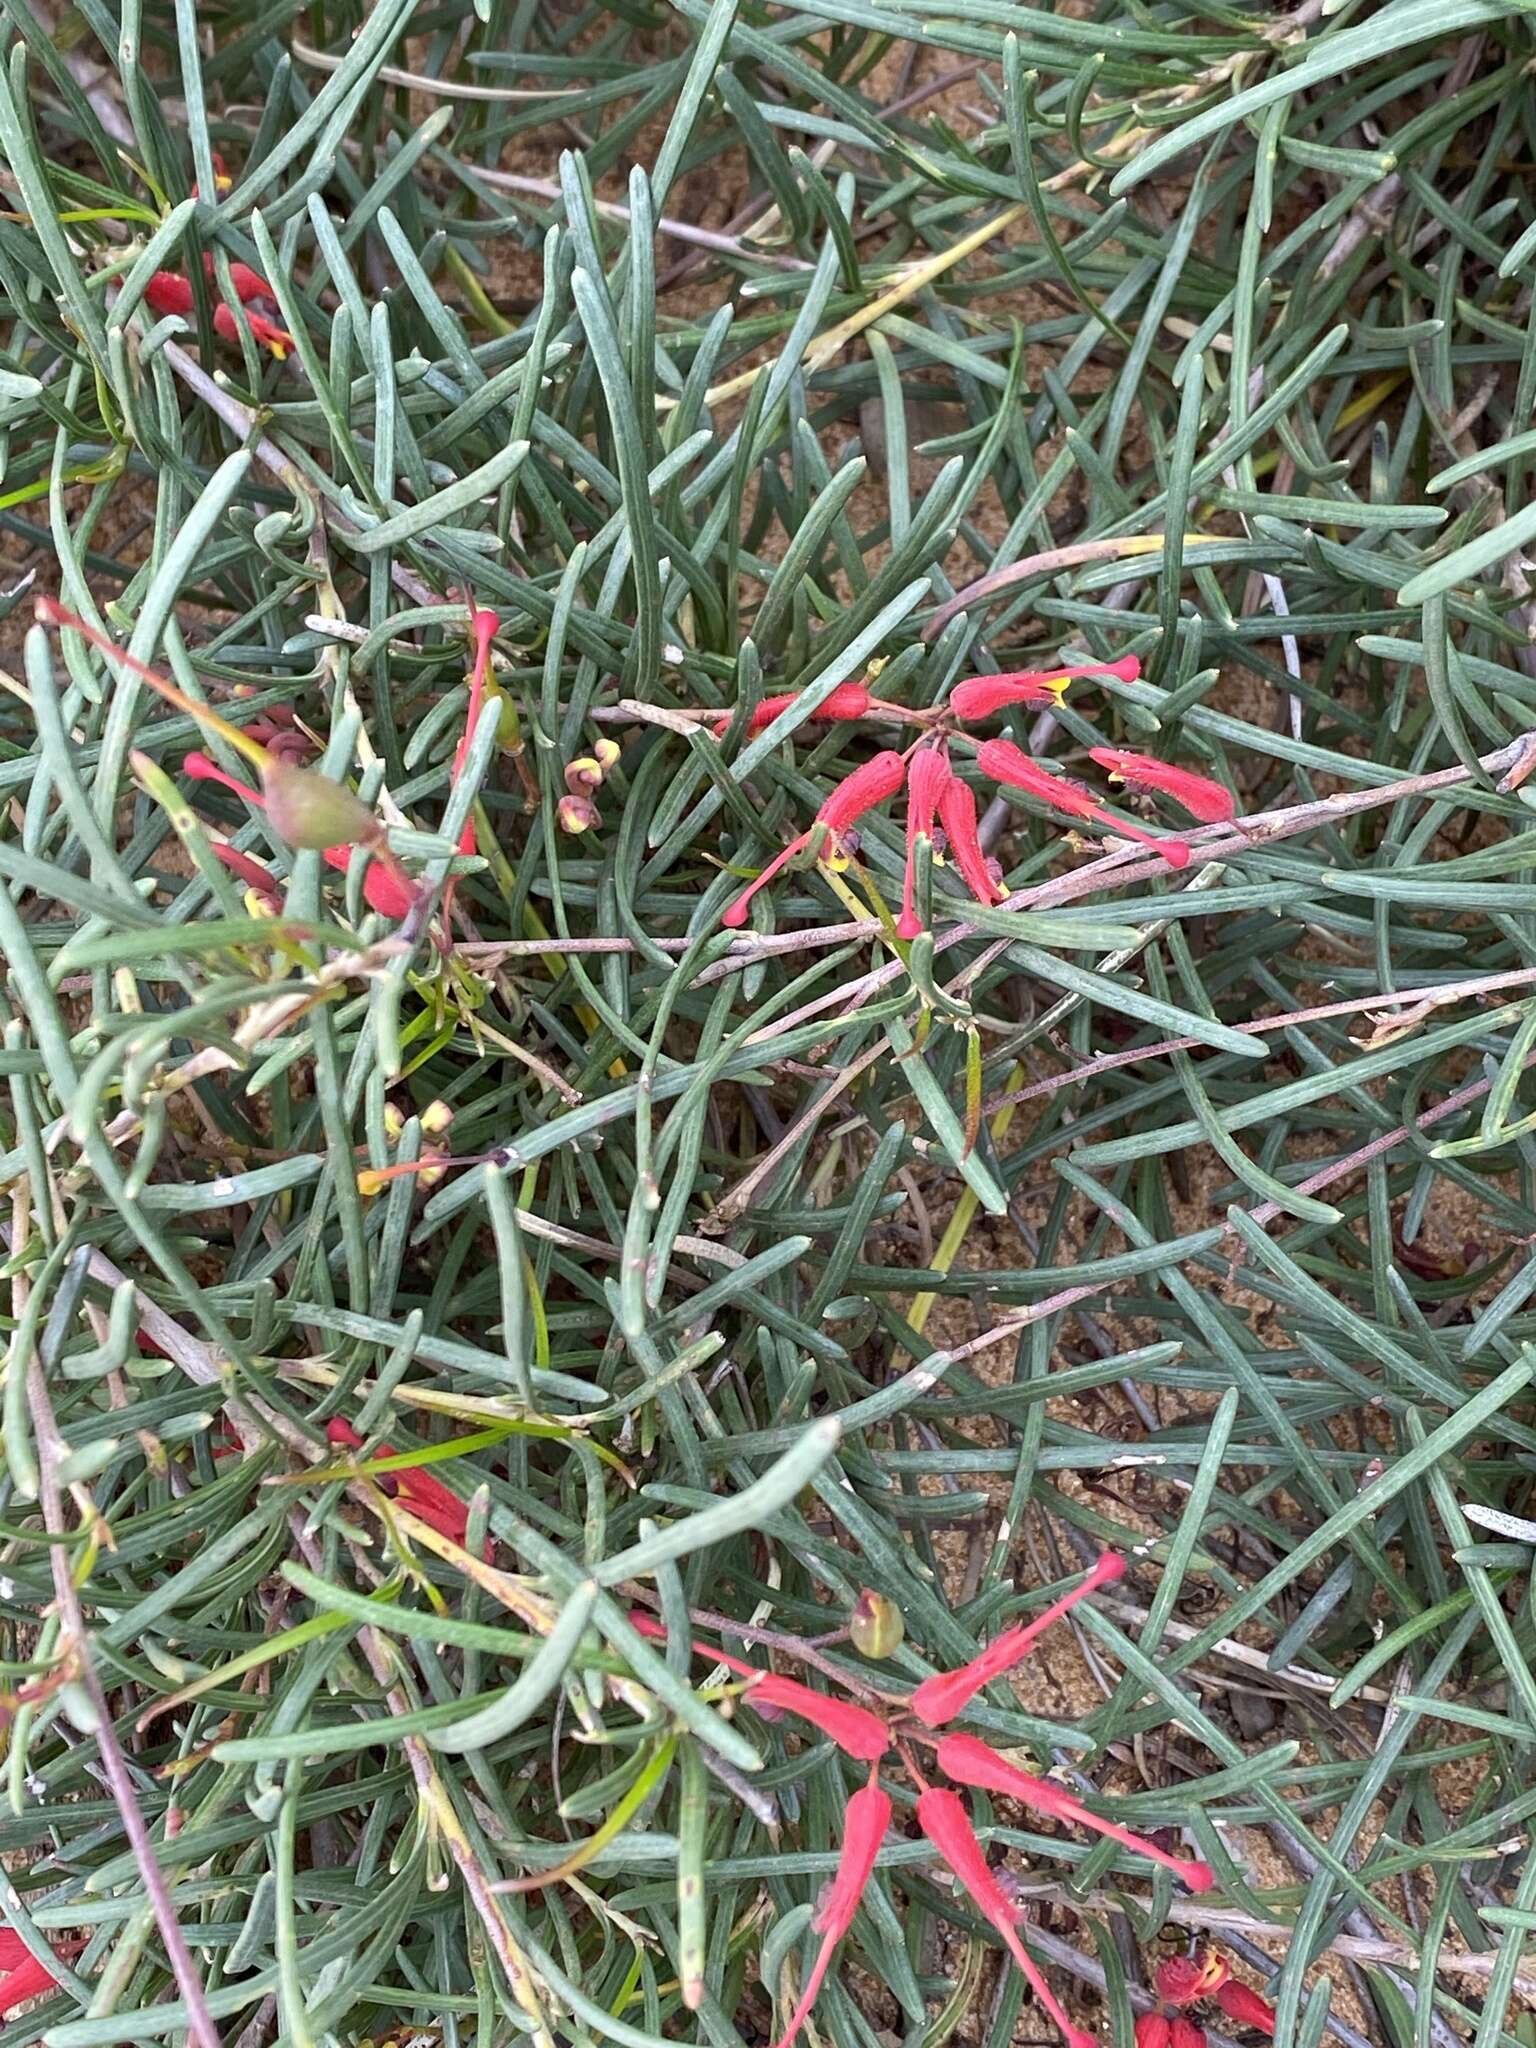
[773,1777,892,2048]
[1156,1956,1228,2006]
[934,1734,1214,1891]
[722,749,906,929]
[937,773,1004,912]
[1087,750,1234,825]
[899,744,954,939]
[208,840,282,909]
[0,1930,60,2014]
[1215,1982,1276,2035]
[917,1788,1095,2048]
[1172,2020,1207,2048]
[626,1613,889,1759]
[325,1418,488,1558]
[0,1950,58,2015]
[184,753,415,918]
[716,683,871,739]
[749,1675,890,1761]
[976,740,1190,871]
[1136,2017,1172,2048]
[974,738,1103,822]
[951,655,1140,722]
[910,1553,1125,1727]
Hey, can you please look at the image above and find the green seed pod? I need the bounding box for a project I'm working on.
[261,758,379,852]
[483,676,520,748]
[850,1589,903,1659]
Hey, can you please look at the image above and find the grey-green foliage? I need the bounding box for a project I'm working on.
[2,3,1536,2047]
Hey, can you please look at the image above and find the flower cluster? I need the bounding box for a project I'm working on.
[144,256,294,359]
[37,596,504,936]
[635,1553,1215,2048]
[719,656,1235,933]
[1136,1952,1276,2047]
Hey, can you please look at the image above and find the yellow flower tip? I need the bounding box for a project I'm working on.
[242,887,276,920]
[356,1168,389,1198]
[421,1098,453,1138]
[382,1103,405,1144]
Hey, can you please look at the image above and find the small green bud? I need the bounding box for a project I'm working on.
[260,758,379,852]
[849,1589,903,1659]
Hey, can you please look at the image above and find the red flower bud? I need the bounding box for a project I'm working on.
[937,773,1005,912]
[917,1788,1095,2048]
[145,270,195,316]
[934,1734,1214,1891]
[1214,1982,1276,2035]
[322,845,417,920]
[772,1778,891,2048]
[909,1554,1124,1727]
[1171,2020,1207,2048]
[716,683,871,738]
[1135,2018,1172,2048]
[1087,750,1234,825]
[557,793,600,834]
[208,840,282,909]
[899,744,954,939]
[722,750,904,929]
[951,655,1140,722]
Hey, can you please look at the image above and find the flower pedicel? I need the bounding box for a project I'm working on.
[633,1554,1213,2048]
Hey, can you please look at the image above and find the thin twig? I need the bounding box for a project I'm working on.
[27,1320,223,2048]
